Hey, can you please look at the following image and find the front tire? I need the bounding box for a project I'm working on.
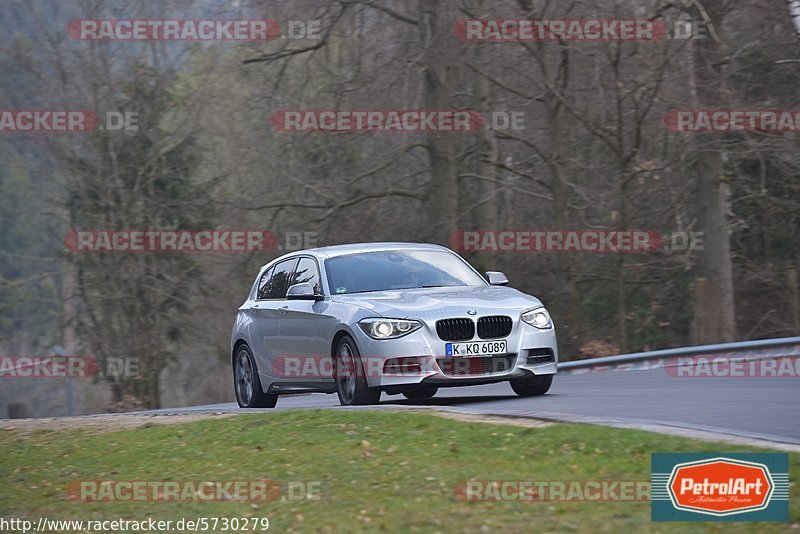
[510,374,553,397]
[233,345,278,408]
[334,335,381,406]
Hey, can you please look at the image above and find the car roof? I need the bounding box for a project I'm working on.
[260,242,452,269]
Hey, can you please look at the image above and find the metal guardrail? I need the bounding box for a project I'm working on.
[559,336,800,370]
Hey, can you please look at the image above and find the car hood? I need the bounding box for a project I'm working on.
[330,285,543,319]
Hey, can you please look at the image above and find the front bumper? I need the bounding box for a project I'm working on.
[352,315,558,389]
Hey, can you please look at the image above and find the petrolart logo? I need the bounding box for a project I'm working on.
[652,453,789,522]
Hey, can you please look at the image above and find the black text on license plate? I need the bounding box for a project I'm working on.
[445,340,507,357]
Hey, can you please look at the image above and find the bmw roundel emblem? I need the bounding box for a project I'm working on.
[467,309,477,316]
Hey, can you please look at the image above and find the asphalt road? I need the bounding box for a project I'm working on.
[144,367,800,449]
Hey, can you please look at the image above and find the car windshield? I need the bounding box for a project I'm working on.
[325,250,486,295]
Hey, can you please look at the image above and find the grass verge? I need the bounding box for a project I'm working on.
[0,409,797,532]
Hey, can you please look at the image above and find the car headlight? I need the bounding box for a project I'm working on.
[522,307,552,329]
[358,318,422,339]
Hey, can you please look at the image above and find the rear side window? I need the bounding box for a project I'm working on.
[263,258,298,299]
[256,267,273,300]
[293,257,323,295]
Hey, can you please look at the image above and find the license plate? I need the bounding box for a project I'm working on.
[445,340,507,358]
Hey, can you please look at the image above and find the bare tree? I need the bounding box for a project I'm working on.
[688,0,736,343]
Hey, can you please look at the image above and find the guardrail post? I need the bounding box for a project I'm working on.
[694,277,706,345]
[790,265,799,335]
[8,403,30,419]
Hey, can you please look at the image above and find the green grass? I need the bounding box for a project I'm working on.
[0,410,797,532]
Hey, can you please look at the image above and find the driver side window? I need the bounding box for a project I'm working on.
[293,257,323,296]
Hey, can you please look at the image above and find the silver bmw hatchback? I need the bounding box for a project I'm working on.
[231,242,557,408]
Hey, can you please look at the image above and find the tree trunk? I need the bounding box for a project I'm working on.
[690,0,736,343]
[546,97,580,349]
[787,0,800,44]
[420,0,459,245]
[472,43,497,235]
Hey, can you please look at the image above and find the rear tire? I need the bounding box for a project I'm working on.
[510,374,553,397]
[402,386,438,400]
[233,344,278,408]
[334,335,381,406]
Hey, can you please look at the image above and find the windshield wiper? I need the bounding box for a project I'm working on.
[340,284,457,294]
[397,284,451,290]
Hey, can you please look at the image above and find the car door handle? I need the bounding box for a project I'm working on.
[280,306,289,315]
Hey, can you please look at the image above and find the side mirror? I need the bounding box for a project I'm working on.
[287,282,322,301]
[486,271,509,286]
